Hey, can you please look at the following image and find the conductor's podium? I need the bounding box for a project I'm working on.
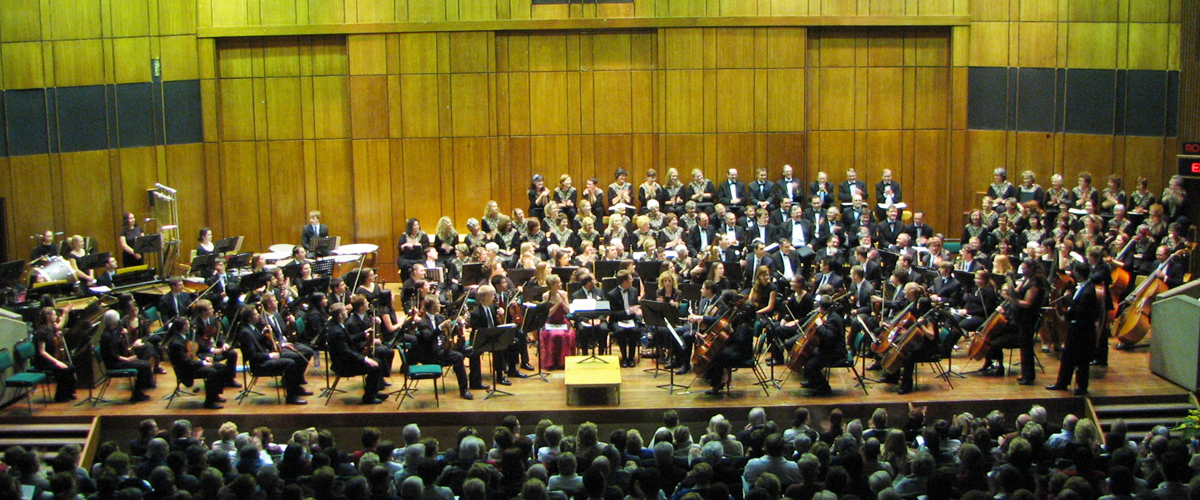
[564,355,621,406]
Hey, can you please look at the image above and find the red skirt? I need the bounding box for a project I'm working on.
[539,326,577,370]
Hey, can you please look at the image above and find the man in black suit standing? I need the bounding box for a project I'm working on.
[838,168,868,204]
[607,270,644,367]
[716,168,749,216]
[776,164,804,207]
[300,210,329,253]
[874,168,903,220]
[571,273,610,355]
[1046,262,1101,396]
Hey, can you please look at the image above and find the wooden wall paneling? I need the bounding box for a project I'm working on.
[265,141,306,246]
[1019,0,1056,21]
[116,147,159,223]
[506,72,531,136]
[1066,22,1119,69]
[52,40,104,87]
[357,0,396,23]
[1013,131,1057,182]
[398,74,441,137]
[1069,0,1119,22]
[110,0,151,38]
[913,66,949,129]
[1127,23,1170,70]
[348,34,387,75]
[820,0,859,16]
[866,66,903,129]
[211,0,249,26]
[258,0,298,25]
[399,138,443,228]
[864,130,902,178]
[349,139,393,260]
[702,68,718,136]
[662,28,703,69]
[529,71,569,135]
[528,32,567,71]
[200,143,225,240]
[264,77,303,140]
[1130,0,1172,22]
[159,35,201,81]
[1063,134,1116,176]
[715,133,756,173]
[437,137,455,218]
[450,73,492,137]
[261,36,301,77]
[664,70,703,133]
[1017,21,1058,69]
[504,136,532,213]
[912,129,950,230]
[1121,136,1166,190]
[631,70,654,133]
[452,138,495,225]
[2,42,46,88]
[8,155,55,257]
[766,27,806,69]
[714,27,755,69]
[593,71,633,134]
[866,28,904,66]
[632,134,658,178]
[310,139,354,244]
[912,28,950,66]
[716,69,754,132]
[592,135,633,183]
[218,78,257,140]
[968,0,1009,21]
[218,38,256,78]
[578,67,595,135]
[309,35,348,75]
[309,76,349,138]
[967,22,1010,67]
[1,0,43,43]
[591,31,632,70]
[49,0,103,39]
[813,130,855,172]
[59,151,115,252]
[964,130,1007,194]
[349,75,389,138]
[765,132,805,172]
[164,144,207,250]
[307,0,346,24]
[815,67,855,130]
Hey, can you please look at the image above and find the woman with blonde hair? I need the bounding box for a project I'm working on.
[538,275,576,370]
[554,174,578,219]
[662,167,687,215]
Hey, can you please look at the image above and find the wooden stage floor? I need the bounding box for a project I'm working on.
[0,341,1187,426]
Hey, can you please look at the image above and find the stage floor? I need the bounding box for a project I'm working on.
[2,341,1186,420]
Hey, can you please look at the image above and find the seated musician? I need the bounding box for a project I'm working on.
[346,295,395,379]
[353,268,386,304]
[402,264,434,311]
[570,273,610,356]
[300,210,328,254]
[29,230,58,262]
[165,317,228,409]
[538,275,576,371]
[953,270,998,333]
[63,235,95,285]
[811,259,843,291]
[32,305,76,402]
[930,262,964,308]
[94,256,118,288]
[205,259,231,313]
[607,270,645,368]
[411,296,473,399]
[189,299,239,388]
[117,294,165,375]
[881,283,935,395]
[980,259,1047,384]
[846,266,876,357]
[99,310,153,402]
[237,305,309,405]
[802,294,847,396]
[329,278,351,306]
[261,294,316,366]
[326,303,389,404]
[869,269,912,370]
[158,277,194,323]
[702,290,756,395]
[301,293,329,348]
[679,280,724,374]
[469,284,516,386]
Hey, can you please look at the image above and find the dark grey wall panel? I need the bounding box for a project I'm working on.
[115,83,155,149]
[55,85,109,153]
[163,80,203,145]
[1124,70,1167,137]
[1064,69,1116,135]
[5,89,49,157]
[967,66,1009,131]
[1017,68,1056,133]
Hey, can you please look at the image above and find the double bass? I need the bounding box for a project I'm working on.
[1112,245,1193,345]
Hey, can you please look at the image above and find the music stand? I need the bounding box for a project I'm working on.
[226,252,253,270]
[472,326,517,399]
[281,262,303,281]
[300,277,331,297]
[521,286,548,304]
[311,237,338,257]
[238,271,273,295]
[190,254,219,277]
[75,322,110,407]
[680,283,702,303]
[213,236,241,254]
[634,261,662,281]
[310,259,334,277]
[952,270,977,293]
[461,263,486,287]
[77,252,112,271]
[594,260,622,280]
[566,281,583,297]
[640,299,687,393]
[521,302,552,382]
[508,268,535,287]
[132,233,162,259]
[551,267,577,284]
[0,260,25,289]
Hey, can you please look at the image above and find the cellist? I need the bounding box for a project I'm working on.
[802,294,846,396]
[31,305,76,402]
[880,283,934,395]
[981,258,1047,385]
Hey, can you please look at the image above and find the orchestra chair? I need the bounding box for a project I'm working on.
[0,347,48,413]
[913,342,955,391]
[824,351,869,396]
[235,357,284,405]
[1005,318,1045,377]
[323,364,368,406]
[91,345,139,407]
[396,345,442,408]
[164,362,198,409]
[726,332,773,396]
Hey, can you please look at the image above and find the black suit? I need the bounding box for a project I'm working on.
[158,291,194,323]
[326,321,387,401]
[742,254,774,283]
[468,304,514,381]
[688,224,718,252]
[804,311,846,392]
[747,223,776,246]
[771,249,802,280]
[718,224,745,249]
[607,286,643,364]
[238,323,306,398]
[300,223,329,252]
[848,280,877,354]
[747,180,775,208]
[345,313,394,374]
[784,219,814,248]
[716,180,750,211]
[809,182,835,208]
[812,271,843,291]
[875,181,902,205]
[411,312,469,393]
[776,178,804,206]
[838,180,868,204]
[876,219,906,246]
[905,222,934,243]
[1054,282,1100,391]
[99,326,153,396]
[166,332,226,405]
[931,275,964,307]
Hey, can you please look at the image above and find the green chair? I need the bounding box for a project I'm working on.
[824,350,869,396]
[396,346,442,408]
[92,345,139,406]
[0,347,48,413]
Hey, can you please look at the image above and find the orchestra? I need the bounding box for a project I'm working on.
[6,166,1192,409]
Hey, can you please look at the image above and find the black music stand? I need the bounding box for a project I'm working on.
[281,262,303,282]
[190,254,219,277]
[640,300,687,393]
[300,277,331,297]
[473,326,517,399]
[570,299,611,364]
[75,323,110,407]
[311,237,337,258]
[551,267,577,285]
[132,233,162,258]
[634,261,662,281]
[508,268,535,287]
[238,271,273,295]
[226,252,253,270]
[521,302,551,383]
[213,237,240,254]
[310,259,334,277]
[461,263,486,287]
[594,260,622,280]
[521,286,548,304]
[77,252,112,272]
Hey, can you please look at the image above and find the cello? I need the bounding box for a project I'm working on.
[881,308,937,374]
[691,295,746,377]
[872,300,916,355]
[1112,245,1193,346]
[967,273,1016,360]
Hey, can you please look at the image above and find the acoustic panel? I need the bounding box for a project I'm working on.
[116,83,156,148]
[966,66,1008,131]
[55,85,109,153]
[1016,68,1055,133]
[5,89,50,156]
[1064,69,1115,135]
[163,80,204,145]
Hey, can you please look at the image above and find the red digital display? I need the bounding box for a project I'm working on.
[1184,142,1200,154]
[1177,156,1200,177]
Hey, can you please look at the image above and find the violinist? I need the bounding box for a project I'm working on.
[32,305,76,402]
[375,291,414,346]
[981,258,1046,385]
[99,310,153,402]
[165,317,227,409]
[262,294,316,366]
[117,294,165,376]
[236,306,309,404]
[301,293,329,347]
[402,264,434,311]
[802,294,846,396]
[326,303,388,404]
[411,296,473,399]
[158,277,194,323]
[470,284,514,386]
[493,275,534,375]
[346,295,395,379]
[608,270,645,368]
[1046,261,1101,396]
[846,266,876,358]
[329,277,351,306]
[190,299,238,388]
[570,273,610,356]
[868,269,912,370]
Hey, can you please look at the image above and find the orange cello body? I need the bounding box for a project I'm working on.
[1112,277,1168,345]
[691,317,731,377]
[872,311,914,355]
[881,322,933,374]
[967,308,1007,360]
[787,313,825,374]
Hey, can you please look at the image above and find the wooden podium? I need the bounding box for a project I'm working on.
[564,355,621,406]
[1150,279,1200,391]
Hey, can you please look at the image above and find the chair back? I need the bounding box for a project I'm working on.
[14,340,36,363]
[0,349,14,372]
[93,345,106,370]
[144,306,160,323]
[294,316,306,336]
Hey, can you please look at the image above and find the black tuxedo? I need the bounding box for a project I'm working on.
[804,311,846,391]
[875,181,902,205]
[411,313,469,392]
[607,285,643,364]
[931,275,964,307]
[747,180,775,208]
[571,286,610,354]
[718,224,745,248]
[812,271,843,291]
[842,205,870,228]
[904,222,934,243]
[166,332,227,405]
[809,182,836,208]
[237,322,306,397]
[771,249,802,280]
[742,254,774,282]
[326,321,387,400]
[716,180,750,210]
[158,291,194,322]
[301,223,329,252]
[688,224,718,252]
[747,223,776,245]
[838,180,868,203]
[776,178,804,205]
[784,218,815,248]
[1055,281,1101,391]
[876,219,906,246]
[468,304,516,380]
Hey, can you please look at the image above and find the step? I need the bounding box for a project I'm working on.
[1099,417,1185,430]
[0,437,88,448]
[1094,403,1195,416]
[0,424,92,435]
